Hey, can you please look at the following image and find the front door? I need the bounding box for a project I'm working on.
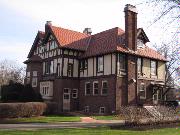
[63,88,70,111]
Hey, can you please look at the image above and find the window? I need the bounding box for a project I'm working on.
[63,88,70,100]
[32,78,37,87]
[117,54,126,74]
[137,58,143,73]
[151,60,157,75]
[72,89,78,98]
[57,63,61,76]
[80,60,88,70]
[45,61,50,74]
[67,63,73,77]
[93,81,99,95]
[84,106,89,113]
[26,72,30,84]
[40,81,53,98]
[102,81,108,95]
[32,71,38,87]
[99,107,105,114]
[85,82,91,95]
[137,39,144,48]
[50,60,54,74]
[139,83,146,99]
[97,56,103,72]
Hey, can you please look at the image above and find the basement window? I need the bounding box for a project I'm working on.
[84,106,89,113]
[99,107,105,114]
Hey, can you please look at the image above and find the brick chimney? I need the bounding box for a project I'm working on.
[124,4,138,51]
[45,21,52,32]
[124,4,138,105]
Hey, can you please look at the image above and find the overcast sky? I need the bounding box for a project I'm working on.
[0,0,178,66]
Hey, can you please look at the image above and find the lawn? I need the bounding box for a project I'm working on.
[0,127,180,135]
[0,115,81,124]
[92,115,119,120]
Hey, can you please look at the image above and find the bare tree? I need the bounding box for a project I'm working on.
[0,59,25,86]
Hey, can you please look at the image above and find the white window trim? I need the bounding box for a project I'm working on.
[33,71,37,77]
[72,89,78,99]
[99,107,105,114]
[85,82,90,95]
[139,83,146,99]
[101,81,108,95]
[93,81,99,95]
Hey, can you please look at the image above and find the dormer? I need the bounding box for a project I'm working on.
[137,28,150,49]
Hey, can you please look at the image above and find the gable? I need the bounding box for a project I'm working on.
[137,28,150,44]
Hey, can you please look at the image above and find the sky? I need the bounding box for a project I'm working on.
[0,0,179,66]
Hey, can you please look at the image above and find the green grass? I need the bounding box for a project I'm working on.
[0,115,81,123]
[0,127,180,135]
[92,115,118,120]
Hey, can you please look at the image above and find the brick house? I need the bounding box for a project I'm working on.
[24,4,168,114]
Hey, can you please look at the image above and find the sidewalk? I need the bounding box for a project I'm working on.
[0,117,125,130]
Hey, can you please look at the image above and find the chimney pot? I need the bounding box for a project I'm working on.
[46,21,52,26]
[83,28,92,35]
[124,4,138,13]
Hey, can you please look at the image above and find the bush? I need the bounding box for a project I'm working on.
[0,102,46,118]
[20,84,43,102]
[1,82,43,102]
[44,102,58,115]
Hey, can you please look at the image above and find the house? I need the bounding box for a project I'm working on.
[24,4,168,114]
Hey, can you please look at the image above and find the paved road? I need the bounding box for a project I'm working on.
[0,121,125,130]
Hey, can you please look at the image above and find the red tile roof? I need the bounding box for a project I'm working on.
[30,25,166,61]
[50,26,90,51]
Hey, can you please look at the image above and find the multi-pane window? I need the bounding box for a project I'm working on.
[139,83,146,99]
[85,82,91,95]
[67,63,73,77]
[137,58,143,73]
[93,81,99,95]
[102,81,108,95]
[99,107,105,114]
[72,89,78,98]
[151,60,157,75]
[117,54,126,74]
[97,56,103,72]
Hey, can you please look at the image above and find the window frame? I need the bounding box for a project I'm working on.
[99,107,105,114]
[72,89,78,99]
[150,60,157,76]
[137,58,143,74]
[139,83,146,99]
[101,81,108,95]
[85,82,91,95]
[97,56,104,73]
[67,63,73,77]
[117,53,126,75]
[93,81,99,95]
[84,106,89,113]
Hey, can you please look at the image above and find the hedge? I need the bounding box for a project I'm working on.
[0,102,46,118]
